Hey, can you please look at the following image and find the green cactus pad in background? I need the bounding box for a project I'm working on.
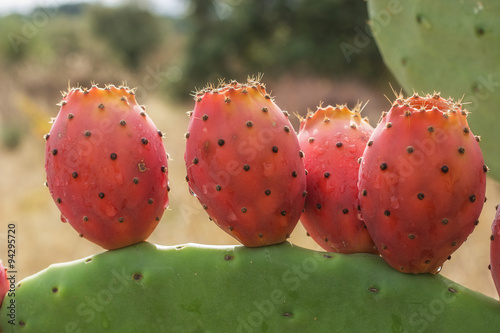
[367,0,500,180]
[1,242,499,332]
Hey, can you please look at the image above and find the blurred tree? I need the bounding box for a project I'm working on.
[179,0,384,92]
[89,4,163,69]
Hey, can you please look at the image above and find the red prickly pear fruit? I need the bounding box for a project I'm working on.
[490,204,500,299]
[184,77,306,247]
[44,85,169,250]
[0,260,8,306]
[297,104,377,254]
[358,92,487,274]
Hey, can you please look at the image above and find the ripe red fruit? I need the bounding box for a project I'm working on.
[358,93,487,273]
[184,78,306,247]
[490,204,500,298]
[0,260,8,306]
[297,104,377,254]
[45,85,169,249]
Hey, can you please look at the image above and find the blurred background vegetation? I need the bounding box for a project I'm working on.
[1,0,497,299]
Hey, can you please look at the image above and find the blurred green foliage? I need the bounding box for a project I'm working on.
[178,0,384,92]
[89,4,163,69]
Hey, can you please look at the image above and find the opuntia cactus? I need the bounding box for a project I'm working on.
[1,242,500,332]
[184,77,306,247]
[0,260,8,307]
[490,204,500,299]
[358,92,487,274]
[367,0,500,180]
[44,85,169,250]
[297,104,377,254]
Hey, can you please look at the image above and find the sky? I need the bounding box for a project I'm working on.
[0,0,188,16]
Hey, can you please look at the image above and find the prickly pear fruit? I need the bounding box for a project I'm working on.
[44,85,169,250]
[2,242,500,332]
[297,104,377,254]
[358,93,487,274]
[0,260,8,306]
[367,0,500,181]
[184,78,306,247]
[490,204,500,299]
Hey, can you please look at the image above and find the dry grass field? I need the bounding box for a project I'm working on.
[1,80,499,301]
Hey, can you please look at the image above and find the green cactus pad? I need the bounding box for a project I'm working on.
[1,242,499,332]
[367,0,500,179]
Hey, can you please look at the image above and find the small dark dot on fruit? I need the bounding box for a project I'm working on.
[442,218,449,225]
[216,185,222,191]
[324,172,330,178]
[246,121,253,127]
[224,255,234,261]
[50,286,57,293]
[51,149,58,156]
[156,216,160,221]
[324,238,328,242]
[218,139,225,146]
[458,146,465,154]
[368,287,378,293]
[475,220,479,226]
[184,132,190,139]
[489,264,492,270]
[19,321,26,327]
[342,208,349,214]
[380,163,388,170]
[133,177,139,184]
[336,142,343,148]
[384,210,391,216]
[258,233,263,238]
[284,126,290,132]
[418,193,425,200]
[83,216,89,222]
[193,157,199,164]
[110,153,117,160]
[243,164,250,171]
[72,171,78,178]
[84,130,91,137]
[408,234,415,240]
[427,126,434,133]
[98,103,104,109]
[161,165,167,173]
[120,120,127,126]
[262,107,268,112]
[362,189,368,196]
[425,260,431,264]
[148,198,154,204]
[308,137,315,143]
[68,113,74,119]
[228,226,233,231]
[302,190,308,197]
[44,133,50,140]
[56,198,62,204]
[407,146,414,153]
[241,207,247,213]
[463,127,470,134]
[202,114,208,121]
[157,130,163,137]
[99,192,105,199]
[470,195,476,202]
[202,204,208,210]
[491,235,495,241]
[132,273,143,281]
[367,140,373,147]
[141,138,149,145]
[118,217,124,223]
[386,122,392,128]
[483,165,489,172]
[272,146,279,153]
[316,203,322,210]
[265,189,271,196]
[451,241,457,246]
[281,210,287,216]
[441,165,449,173]
[299,150,304,158]
[292,171,297,177]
